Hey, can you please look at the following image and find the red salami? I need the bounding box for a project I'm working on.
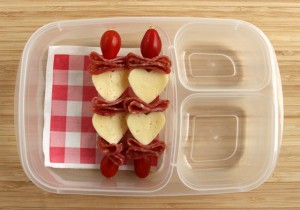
[92,88,169,116]
[88,52,171,75]
[88,52,126,75]
[123,97,169,114]
[92,97,125,116]
[96,137,125,166]
[125,137,166,160]
[126,52,171,74]
[91,90,129,116]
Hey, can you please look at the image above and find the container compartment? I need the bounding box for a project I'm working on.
[184,112,243,168]
[174,21,271,91]
[177,93,275,192]
[17,20,176,194]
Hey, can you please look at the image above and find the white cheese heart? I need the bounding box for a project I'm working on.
[92,113,128,144]
[128,69,169,103]
[127,112,165,145]
[92,69,129,102]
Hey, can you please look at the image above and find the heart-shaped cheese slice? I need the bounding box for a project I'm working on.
[128,69,169,103]
[127,112,165,145]
[92,69,129,102]
[92,113,128,144]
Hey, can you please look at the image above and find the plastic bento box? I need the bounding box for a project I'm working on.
[15,17,283,196]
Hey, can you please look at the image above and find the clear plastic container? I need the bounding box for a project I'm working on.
[15,17,283,195]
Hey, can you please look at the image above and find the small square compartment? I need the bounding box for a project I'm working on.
[181,105,244,170]
[174,21,271,91]
[189,115,239,164]
[178,93,275,191]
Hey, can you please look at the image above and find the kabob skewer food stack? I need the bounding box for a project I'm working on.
[88,27,171,178]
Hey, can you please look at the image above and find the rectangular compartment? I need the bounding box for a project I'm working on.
[16,17,283,196]
[178,94,275,192]
[174,22,271,91]
[16,19,176,194]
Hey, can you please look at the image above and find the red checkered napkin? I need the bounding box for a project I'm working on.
[44,46,161,170]
[43,46,158,169]
[43,46,102,168]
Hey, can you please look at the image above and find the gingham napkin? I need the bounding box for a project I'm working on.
[43,46,158,169]
[43,46,101,168]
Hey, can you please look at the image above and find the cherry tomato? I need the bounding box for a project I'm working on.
[140,28,162,59]
[100,30,121,59]
[134,156,152,178]
[100,156,119,178]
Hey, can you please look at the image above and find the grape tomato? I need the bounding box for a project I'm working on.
[134,156,152,178]
[140,28,162,59]
[100,156,119,178]
[100,30,121,59]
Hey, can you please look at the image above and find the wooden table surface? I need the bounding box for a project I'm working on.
[1,0,300,209]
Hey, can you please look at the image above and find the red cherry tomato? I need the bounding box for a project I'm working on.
[140,28,162,59]
[100,156,119,178]
[134,156,152,178]
[100,30,121,59]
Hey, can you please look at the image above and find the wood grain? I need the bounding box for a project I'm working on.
[1,0,300,209]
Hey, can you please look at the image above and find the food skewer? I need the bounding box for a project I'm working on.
[89,27,170,178]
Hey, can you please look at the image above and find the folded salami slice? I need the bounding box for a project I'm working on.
[91,90,129,116]
[123,97,169,114]
[88,52,126,75]
[96,137,125,166]
[125,137,166,160]
[126,52,171,74]
[92,97,125,116]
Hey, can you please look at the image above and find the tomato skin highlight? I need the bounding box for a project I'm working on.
[100,30,121,59]
[134,156,152,178]
[100,156,119,178]
[140,28,162,59]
